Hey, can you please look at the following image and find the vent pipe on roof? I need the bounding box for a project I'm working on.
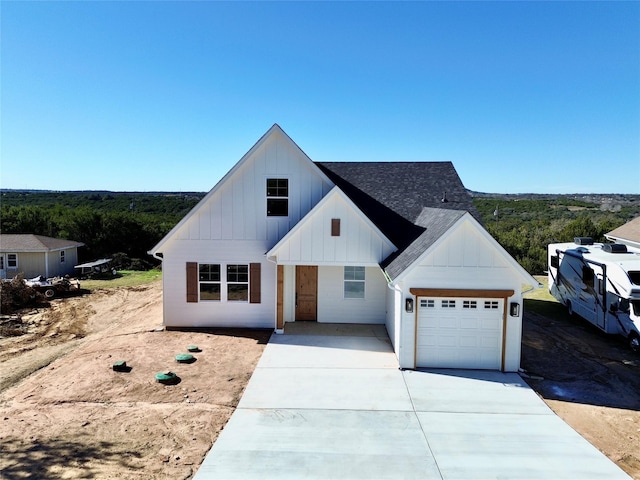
[441,192,448,203]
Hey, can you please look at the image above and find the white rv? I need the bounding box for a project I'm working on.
[548,237,640,352]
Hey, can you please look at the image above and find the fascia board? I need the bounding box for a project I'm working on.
[267,186,396,259]
[149,124,334,255]
[389,213,540,288]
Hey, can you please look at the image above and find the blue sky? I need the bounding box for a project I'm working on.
[2,1,639,194]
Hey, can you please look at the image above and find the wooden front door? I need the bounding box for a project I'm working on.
[295,266,318,321]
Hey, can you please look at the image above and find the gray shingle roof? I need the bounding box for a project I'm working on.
[382,208,467,279]
[316,162,479,280]
[0,234,84,252]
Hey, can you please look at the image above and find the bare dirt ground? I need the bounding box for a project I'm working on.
[1,281,639,479]
[0,280,271,479]
[521,302,640,479]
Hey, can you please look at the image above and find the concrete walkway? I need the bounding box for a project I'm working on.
[194,324,631,479]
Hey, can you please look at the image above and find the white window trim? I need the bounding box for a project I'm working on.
[226,263,249,302]
[199,263,221,302]
[343,266,366,300]
[266,177,289,218]
[60,251,66,263]
[7,253,18,269]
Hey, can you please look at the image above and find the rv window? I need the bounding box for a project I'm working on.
[550,255,559,269]
[619,298,630,314]
[582,266,594,287]
[629,271,640,286]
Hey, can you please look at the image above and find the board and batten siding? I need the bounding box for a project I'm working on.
[158,130,334,328]
[175,131,332,249]
[270,190,396,266]
[316,266,387,324]
[396,219,524,370]
[161,239,276,328]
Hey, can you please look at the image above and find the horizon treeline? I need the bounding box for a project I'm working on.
[0,191,204,268]
[1,190,639,275]
[473,197,640,274]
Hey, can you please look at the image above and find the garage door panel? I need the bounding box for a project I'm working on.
[417,297,503,370]
[459,336,478,348]
[436,336,457,347]
[460,318,479,329]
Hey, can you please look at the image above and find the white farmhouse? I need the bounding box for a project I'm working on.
[149,125,538,371]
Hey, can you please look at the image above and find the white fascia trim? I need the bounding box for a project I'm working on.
[149,124,335,255]
[266,186,397,260]
[390,212,541,288]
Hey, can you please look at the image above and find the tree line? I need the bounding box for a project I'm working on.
[473,196,640,274]
[1,190,638,274]
[1,191,204,269]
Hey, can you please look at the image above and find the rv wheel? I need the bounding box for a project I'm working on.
[629,333,640,353]
[566,300,574,317]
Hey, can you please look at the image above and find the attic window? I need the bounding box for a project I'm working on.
[267,179,288,217]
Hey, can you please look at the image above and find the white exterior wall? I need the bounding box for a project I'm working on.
[158,129,333,328]
[385,282,403,362]
[162,239,276,328]
[175,132,331,249]
[272,191,395,266]
[396,219,525,371]
[316,266,387,324]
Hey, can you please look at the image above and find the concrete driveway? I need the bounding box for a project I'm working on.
[194,324,630,479]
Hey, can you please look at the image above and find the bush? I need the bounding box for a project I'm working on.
[110,253,155,271]
[0,274,42,314]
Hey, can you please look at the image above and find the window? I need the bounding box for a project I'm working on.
[344,266,365,299]
[7,254,17,269]
[227,264,249,301]
[484,300,499,309]
[463,300,477,309]
[267,178,288,216]
[60,251,66,263]
[582,266,594,287]
[199,264,221,301]
[441,300,456,308]
[420,299,435,308]
[0,256,4,270]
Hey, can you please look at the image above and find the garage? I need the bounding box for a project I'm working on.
[414,291,510,370]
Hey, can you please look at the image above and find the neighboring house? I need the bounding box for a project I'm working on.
[150,125,539,372]
[605,216,640,249]
[0,234,84,279]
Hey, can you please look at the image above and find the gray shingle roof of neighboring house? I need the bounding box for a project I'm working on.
[605,216,640,248]
[0,234,84,252]
[316,162,480,280]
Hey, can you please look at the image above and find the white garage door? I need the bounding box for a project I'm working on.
[416,297,503,370]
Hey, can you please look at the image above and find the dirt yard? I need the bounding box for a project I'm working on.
[0,280,271,479]
[1,280,639,479]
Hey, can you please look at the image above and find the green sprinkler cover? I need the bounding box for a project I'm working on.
[155,371,177,383]
[175,353,195,363]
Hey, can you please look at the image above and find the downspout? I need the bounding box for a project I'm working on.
[149,251,165,326]
[384,269,405,365]
[44,251,49,278]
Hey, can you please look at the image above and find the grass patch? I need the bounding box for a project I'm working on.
[81,270,162,290]
[524,275,568,320]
